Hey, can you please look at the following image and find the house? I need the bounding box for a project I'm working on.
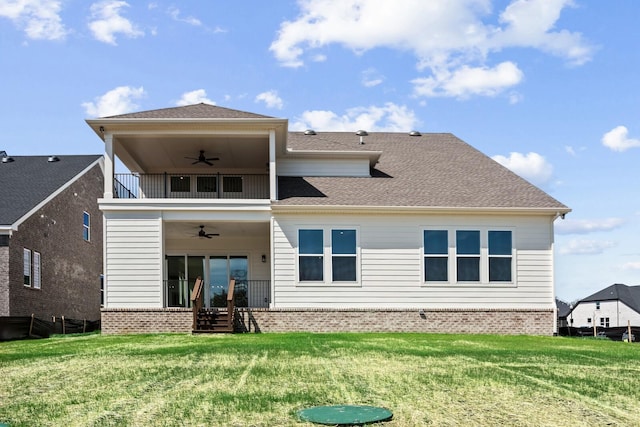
[556,298,572,328]
[0,153,104,321]
[569,283,640,328]
[86,103,570,335]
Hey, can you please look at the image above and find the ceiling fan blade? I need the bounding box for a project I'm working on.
[205,234,212,239]
[192,160,200,165]
[203,160,213,166]
[206,233,219,237]
[205,157,220,161]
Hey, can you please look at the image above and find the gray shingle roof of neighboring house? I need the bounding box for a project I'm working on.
[0,155,102,225]
[556,298,572,318]
[579,283,640,314]
[276,131,569,209]
[103,103,274,119]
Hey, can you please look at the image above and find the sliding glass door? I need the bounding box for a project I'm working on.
[166,255,247,308]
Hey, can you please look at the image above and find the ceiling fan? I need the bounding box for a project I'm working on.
[197,225,219,239]
[185,150,219,166]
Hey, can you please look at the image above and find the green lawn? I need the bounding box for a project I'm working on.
[1,333,639,426]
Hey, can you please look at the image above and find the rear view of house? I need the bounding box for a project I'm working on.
[0,154,104,321]
[88,103,570,335]
[569,283,640,328]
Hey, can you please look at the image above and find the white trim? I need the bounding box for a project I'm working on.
[12,157,103,230]
[272,205,571,216]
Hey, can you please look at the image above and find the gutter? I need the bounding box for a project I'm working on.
[271,204,572,216]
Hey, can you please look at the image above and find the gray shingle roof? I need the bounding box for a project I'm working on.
[276,132,568,209]
[103,103,274,119]
[0,155,102,225]
[579,283,640,314]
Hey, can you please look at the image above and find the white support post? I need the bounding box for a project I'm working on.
[104,133,114,199]
[269,129,277,201]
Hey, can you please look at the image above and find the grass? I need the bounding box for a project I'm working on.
[1,333,639,426]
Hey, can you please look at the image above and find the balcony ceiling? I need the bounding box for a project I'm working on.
[165,221,268,240]
[115,134,269,173]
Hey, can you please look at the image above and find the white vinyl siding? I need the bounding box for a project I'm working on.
[273,213,555,309]
[277,158,370,177]
[104,214,163,308]
[570,300,640,327]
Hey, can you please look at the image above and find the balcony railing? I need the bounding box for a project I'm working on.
[114,173,269,199]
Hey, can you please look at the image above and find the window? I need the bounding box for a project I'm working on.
[223,176,243,193]
[100,274,104,307]
[83,211,90,242]
[33,252,41,289]
[600,317,610,327]
[23,248,31,286]
[424,230,448,282]
[332,229,357,281]
[587,318,592,324]
[488,231,512,282]
[595,301,600,310]
[298,229,323,281]
[197,176,217,193]
[170,176,190,192]
[456,230,480,282]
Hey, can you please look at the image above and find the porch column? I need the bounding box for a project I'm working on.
[269,129,277,201]
[104,132,114,199]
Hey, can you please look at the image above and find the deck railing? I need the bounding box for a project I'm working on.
[114,173,269,199]
[166,279,270,308]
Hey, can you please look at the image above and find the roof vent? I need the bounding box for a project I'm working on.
[409,131,422,137]
[1,156,14,163]
[304,129,316,136]
[47,155,60,163]
[355,130,368,136]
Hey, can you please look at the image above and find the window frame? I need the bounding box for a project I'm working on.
[170,175,191,193]
[83,211,91,242]
[23,248,32,287]
[297,229,324,283]
[296,226,360,287]
[33,251,41,289]
[422,227,515,287]
[423,229,450,283]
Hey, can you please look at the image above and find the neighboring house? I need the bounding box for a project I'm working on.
[86,103,570,335]
[556,298,572,328]
[0,153,104,321]
[569,283,640,328]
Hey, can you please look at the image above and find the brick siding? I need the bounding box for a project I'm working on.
[102,307,554,335]
[8,164,103,320]
[0,247,9,316]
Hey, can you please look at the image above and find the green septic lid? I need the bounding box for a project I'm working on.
[298,405,393,425]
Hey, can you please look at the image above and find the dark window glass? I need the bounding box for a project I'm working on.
[489,258,512,282]
[425,257,448,281]
[197,176,217,192]
[456,230,480,254]
[299,230,323,254]
[332,230,356,254]
[489,231,512,255]
[223,176,243,192]
[299,256,323,281]
[457,257,480,281]
[332,257,356,281]
[171,176,190,192]
[424,230,448,254]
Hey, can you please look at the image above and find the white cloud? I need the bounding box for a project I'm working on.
[556,218,625,235]
[290,102,418,132]
[255,90,284,110]
[362,68,384,88]
[176,89,215,106]
[412,61,523,98]
[623,262,640,271]
[559,239,616,256]
[0,0,67,40]
[82,85,145,117]
[491,151,553,186]
[88,1,143,45]
[270,0,593,99]
[167,6,201,26]
[602,126,640,152]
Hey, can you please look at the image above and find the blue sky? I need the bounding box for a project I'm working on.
[1,0,638,302]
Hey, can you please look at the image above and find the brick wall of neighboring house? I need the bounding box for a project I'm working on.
[0,244,9,316]
[101,308,554,335]
[8,164,103,321]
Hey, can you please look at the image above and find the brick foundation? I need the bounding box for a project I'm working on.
[102,307,554,335]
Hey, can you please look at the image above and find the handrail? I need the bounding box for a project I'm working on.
[226,279,236,330]
[190,276,203,330]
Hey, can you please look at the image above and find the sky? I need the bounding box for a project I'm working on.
[1,0,638,303]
